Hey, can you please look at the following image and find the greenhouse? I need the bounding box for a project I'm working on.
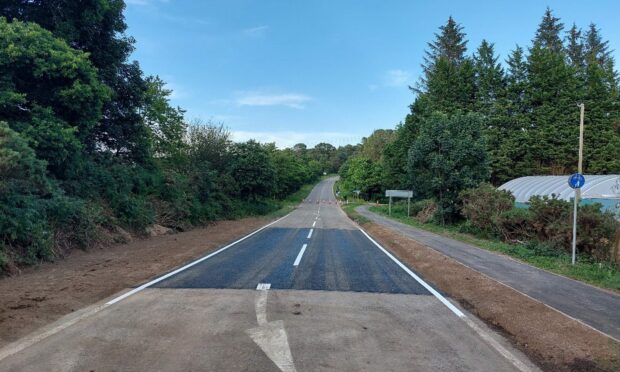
[498,175,620,218]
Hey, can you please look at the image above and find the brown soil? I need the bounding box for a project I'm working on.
[362,222,620,372]
[0,216,271,348]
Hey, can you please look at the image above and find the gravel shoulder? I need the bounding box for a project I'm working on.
[0,216,272,348]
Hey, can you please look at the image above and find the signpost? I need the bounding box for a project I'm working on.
[568,103,586,265]
[385,190,413,217]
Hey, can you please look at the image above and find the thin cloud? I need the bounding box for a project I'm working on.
[236,92,312,109]
[243,25,269,37]
[384,69,412,87]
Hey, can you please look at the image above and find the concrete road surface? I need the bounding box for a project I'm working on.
[0,178,536,371]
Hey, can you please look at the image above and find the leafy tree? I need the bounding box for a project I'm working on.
[228,140,276,200]
[338,156,384,200]
[309,142,337,173]
[142,76,187,166]
[407,113,489,223]
[0,18,111,178]
[1,0,152,162]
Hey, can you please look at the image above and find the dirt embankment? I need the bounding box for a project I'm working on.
[0,216,271,348]
[362,221,620,372]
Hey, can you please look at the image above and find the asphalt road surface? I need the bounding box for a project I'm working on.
[0,178,535,371]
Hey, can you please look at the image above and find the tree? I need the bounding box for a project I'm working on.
[338,156,384,200]
[142,76,187,166]
[525,8,580,174]
[1,1,152,162]
[581,24,620,173]
[309,142,336,173]
[407,113,490,223]
[0,18,111,179]
[228,140,276,200]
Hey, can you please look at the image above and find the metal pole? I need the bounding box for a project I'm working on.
[407,197,411,217]
[572,104,585,265]
[389,196,392,216]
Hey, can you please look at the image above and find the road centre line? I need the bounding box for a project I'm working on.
[293,244,308,267]
[312,221,316,227]
[307,229,313,239]
[105,213,291,305]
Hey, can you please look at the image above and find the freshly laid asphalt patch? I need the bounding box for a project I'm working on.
[154,226,431,295]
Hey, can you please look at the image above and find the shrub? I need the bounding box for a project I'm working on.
[414,199,438,224]
[496,207,534,242]
[460,183,515,237]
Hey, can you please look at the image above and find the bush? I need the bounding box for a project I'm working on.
[518,196,617,261]
[414,199,438,224]
[496,207,534,242]
[460,183,515,237]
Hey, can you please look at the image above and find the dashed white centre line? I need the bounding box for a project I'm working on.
[293,244,308,266]
[312,221,316,227]
[307,229,313,239]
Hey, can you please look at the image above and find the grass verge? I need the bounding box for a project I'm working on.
[367,204,620,292]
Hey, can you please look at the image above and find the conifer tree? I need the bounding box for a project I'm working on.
[581,24,620,173]
[526,8,580,174]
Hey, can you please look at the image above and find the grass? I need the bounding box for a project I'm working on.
[366,203,620,292]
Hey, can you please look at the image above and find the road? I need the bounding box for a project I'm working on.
[0,178,533,371]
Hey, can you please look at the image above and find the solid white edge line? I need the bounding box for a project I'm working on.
[293,244,308,267]
[105,213,291,305]
[357,228,465,318]
[307,229,313,239]
[356,226,536,372]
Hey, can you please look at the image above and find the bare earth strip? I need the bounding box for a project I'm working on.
[0,216,271,348]
[361,221,620,371]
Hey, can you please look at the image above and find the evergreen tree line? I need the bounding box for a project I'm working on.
[0,2,351,273]
[341,8,620,219]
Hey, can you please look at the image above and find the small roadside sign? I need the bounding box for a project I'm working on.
[568,173,585,189]
[385,190,413,198]
[385,190,414,217]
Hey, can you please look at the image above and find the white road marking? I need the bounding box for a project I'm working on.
[248,287,297,371]
[307,229,313,239]
[293,244,308,266]
[246,321,296,372]
[256,283,271,291]
[106,213,291,305]
[256,289,269,325]
[312,221,316,227]
[356,226,533,372]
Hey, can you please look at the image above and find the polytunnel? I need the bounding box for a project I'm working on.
[498,175,620,218]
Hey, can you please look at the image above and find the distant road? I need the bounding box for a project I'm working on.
[0,178,532,371]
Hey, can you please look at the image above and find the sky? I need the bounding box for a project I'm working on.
[124,0,620,148]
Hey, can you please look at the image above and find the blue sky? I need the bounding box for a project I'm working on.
[124,0,620,148]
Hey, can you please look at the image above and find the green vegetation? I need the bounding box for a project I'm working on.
[337,8,620,267]
[369,203,620,292]
[0,3,354,274]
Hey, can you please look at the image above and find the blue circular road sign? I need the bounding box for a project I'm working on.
[568,173,585,189]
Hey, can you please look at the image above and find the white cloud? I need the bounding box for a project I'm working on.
[242,25,269,37]
[236,92,312,109]
[231,131,362,148]
[384,69,412,87]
